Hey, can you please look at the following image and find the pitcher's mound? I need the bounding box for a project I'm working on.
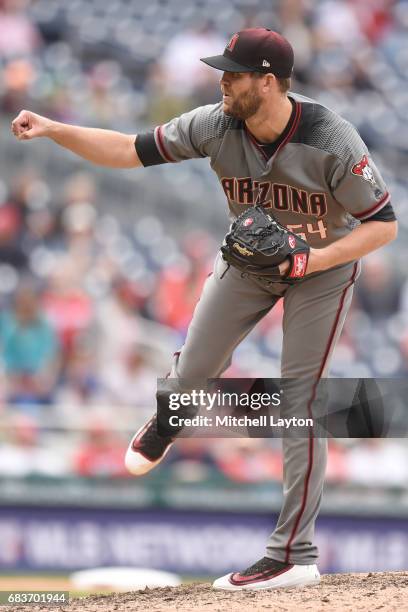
[4,571,408,611]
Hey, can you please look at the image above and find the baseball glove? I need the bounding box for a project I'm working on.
[221,205,310,283]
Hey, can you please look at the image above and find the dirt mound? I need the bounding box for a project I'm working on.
[3,572,408,612]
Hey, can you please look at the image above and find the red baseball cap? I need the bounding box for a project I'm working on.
[201,28,294,78]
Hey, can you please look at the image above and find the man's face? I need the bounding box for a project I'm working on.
[220,71,263,120]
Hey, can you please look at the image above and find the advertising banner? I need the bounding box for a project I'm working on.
[0,507,407,575]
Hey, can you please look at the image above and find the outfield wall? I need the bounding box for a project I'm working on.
[0,505,407,575]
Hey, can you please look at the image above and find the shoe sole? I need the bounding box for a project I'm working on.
[213,576,320,591]
[213,567,320,591]
[125,419,173,476]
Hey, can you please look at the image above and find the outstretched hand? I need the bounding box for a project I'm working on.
[11,110,53,140]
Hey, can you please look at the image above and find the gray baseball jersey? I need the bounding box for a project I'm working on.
[136,92,390,247]
[135,94,389,565]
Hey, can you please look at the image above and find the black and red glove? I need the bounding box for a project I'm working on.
[221,205,310,283]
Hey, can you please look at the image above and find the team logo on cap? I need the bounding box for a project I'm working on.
[226,33,239,52]
[288,235,296,248]
[262,59,271,67]
[351,155,376,186]
[243,217,254,227]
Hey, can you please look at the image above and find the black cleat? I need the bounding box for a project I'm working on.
[213,556,320,590]
[125,415,174,476]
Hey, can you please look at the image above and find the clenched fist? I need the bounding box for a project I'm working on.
[11,110,54,140]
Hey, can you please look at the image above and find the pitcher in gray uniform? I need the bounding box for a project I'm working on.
[11,28,397,591]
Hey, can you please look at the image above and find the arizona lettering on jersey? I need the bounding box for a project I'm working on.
[135,92,391,248]
[220,177,328,217]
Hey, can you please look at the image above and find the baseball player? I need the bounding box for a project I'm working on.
[12,28,397,591]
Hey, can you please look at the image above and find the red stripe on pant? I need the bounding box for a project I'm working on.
[284,262,358,563]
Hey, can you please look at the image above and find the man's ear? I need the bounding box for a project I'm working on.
[263,73,277,92]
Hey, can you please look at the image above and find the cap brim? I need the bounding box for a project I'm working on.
[200,54,255,72]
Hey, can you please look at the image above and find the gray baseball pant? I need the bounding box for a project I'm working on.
[164,252,360,565]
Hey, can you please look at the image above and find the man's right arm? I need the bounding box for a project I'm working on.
[11,110,142,169]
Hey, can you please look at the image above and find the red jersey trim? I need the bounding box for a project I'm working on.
[244,101,301,161]
[154,125,176,163]
[245,126,269,160]
[352,191,390,221]
[275,101,301,156]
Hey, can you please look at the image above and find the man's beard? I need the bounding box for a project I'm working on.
[224,87,262,120]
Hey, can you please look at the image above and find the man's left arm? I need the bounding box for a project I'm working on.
[306,219,398,274]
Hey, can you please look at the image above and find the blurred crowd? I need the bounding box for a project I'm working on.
[1,409,408,492]
[0,168,214,409]
[0,0,408,488]
[1,0,408,154]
